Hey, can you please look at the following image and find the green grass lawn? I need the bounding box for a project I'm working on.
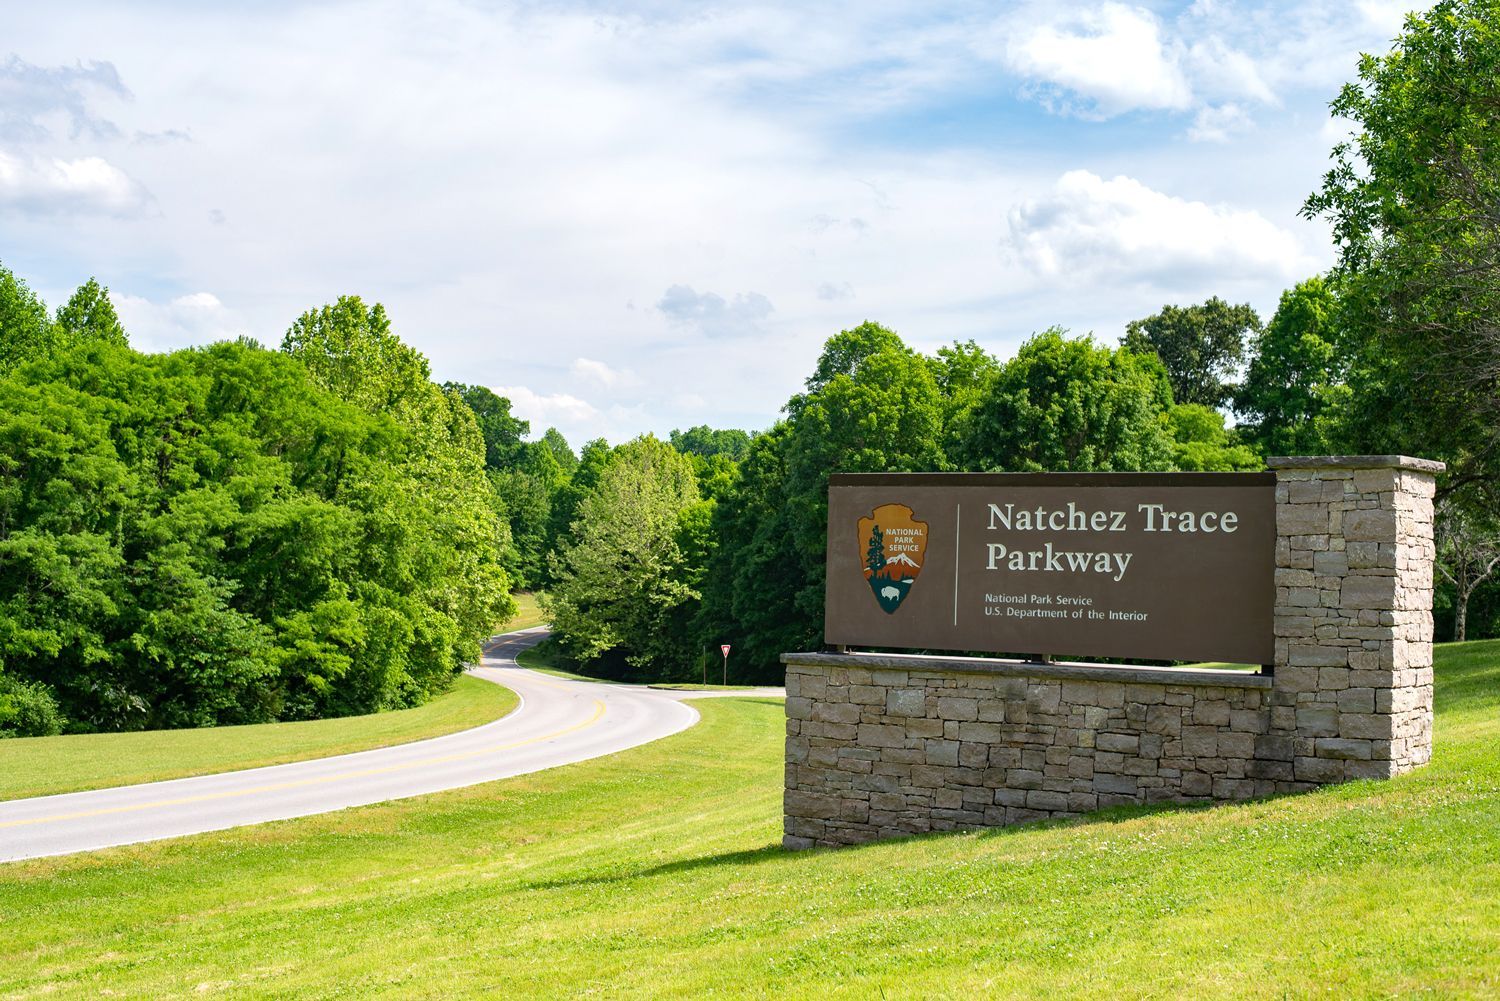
[4,644,1499,998]
[0,675,518,802]
[499,591,548,633]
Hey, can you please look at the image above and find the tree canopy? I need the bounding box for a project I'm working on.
[0,274,514,734]
[1122,298,1260,408]
[1303,0,1500,490]
[959,328,1175,473]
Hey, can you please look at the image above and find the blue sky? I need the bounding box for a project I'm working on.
[1,0,1416,445]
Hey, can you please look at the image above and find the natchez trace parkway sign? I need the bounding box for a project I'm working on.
[824,472,1276,665]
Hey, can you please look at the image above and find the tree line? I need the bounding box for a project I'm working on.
[0,282,514,736]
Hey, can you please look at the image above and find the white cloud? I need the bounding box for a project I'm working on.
[1356,1,1414,35]
[1005,169,1314,286]
[657,285,774,338]
[1005,4,1193,117]
[113,290,246,352]
[1185,37,1276,105]
[0,54,128,143]
[493,385,601,431]
[1187,103,1253,143]
[0,151,149,214]
[569,357,636,390]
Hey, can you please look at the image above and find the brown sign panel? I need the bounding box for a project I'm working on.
[825,472,1275,665]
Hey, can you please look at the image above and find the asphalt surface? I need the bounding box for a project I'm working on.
[0,628,784,863]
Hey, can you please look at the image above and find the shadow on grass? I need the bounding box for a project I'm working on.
[524,793,1290,893]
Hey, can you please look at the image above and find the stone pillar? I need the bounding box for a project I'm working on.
[1267,455,1442,783]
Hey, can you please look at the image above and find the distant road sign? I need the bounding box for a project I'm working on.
[720,644,731,657]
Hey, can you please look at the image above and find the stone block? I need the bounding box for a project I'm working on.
[1247,758,1293,781]
[1181,726,1218,757]
[1313,551,1350,576]
[905,717,945,739]
[1295,706,1339,736]
[1255,734,1294,761]
[1288,644,1348,667]
[1096,732,1140,754]
[936,697,979,721]
[933,788,964,810]
[856,723,909,747]
[1336,688,1375,714]
[1026,790,1070,812]
[1190,700,1230,726]
[1068,791,1099,812]
[785,790,841,820]
[1345,508,1398,541]
[885,688,926,717]
[1009,769,1044,790]
[1279,505,1330,536]
[849,684,885,705]
[1294,756,1345,783]
[813,702,861,725]
[1094,773,1139,795]
[924,739,959,767]
[1217,731,1255,759]
[956,721,1005,743]
[1340,713,1395,740]
[1315,738,1372,760]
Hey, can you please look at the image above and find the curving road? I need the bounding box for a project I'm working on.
[0,628,783,863]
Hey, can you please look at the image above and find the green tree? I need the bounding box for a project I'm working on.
[541,427,578,476]
[669,425,754,461]
[55,278,128,349]
[1166,404,1262,471]
[0,263,56,374]
[1122,298,1260,408]
[693,422,811,680]
[1235,277,1348,457]
[1303,0,1500,490]
[282,296,430,416]
[960,328,1175,473]
[544,436,701,678]
[442,382,529,471]
[798,320,910,397]
[928,339,1001,457]
[1436,493,1500,641]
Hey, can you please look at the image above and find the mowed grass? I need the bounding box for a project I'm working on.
[500,591,549,633]
[0,675,518,802]
[4,646,1500,998]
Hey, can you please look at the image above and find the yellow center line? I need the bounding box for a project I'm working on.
[0,698,607,831]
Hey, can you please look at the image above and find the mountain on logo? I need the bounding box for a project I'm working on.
[857,503,929,615]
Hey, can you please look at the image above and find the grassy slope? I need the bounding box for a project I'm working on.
[501,591,549,633]
[0,675,519,802]
[4,645,1500,998]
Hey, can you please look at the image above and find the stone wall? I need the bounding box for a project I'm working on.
[783,455,1441,849]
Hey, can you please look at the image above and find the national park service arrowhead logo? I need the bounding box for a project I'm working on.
[859,503,928,614]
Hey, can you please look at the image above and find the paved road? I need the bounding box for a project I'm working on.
[0,628,783,863]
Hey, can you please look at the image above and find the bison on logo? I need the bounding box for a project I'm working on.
[858,503,928,614]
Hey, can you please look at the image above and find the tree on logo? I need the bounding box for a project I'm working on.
[866,525,885,575]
